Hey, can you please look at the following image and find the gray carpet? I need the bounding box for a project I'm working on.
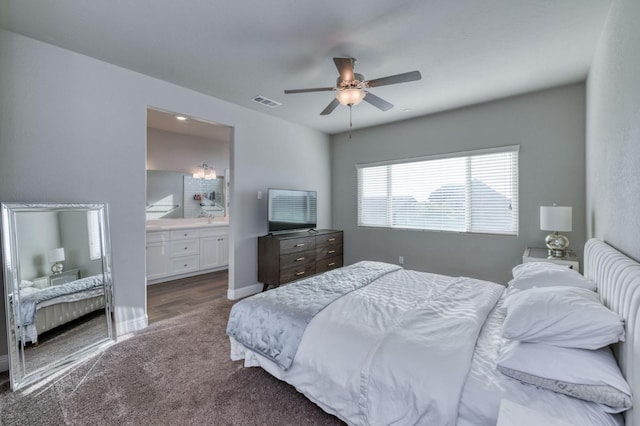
[0,298,344,425]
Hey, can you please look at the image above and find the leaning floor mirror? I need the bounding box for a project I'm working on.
[1,203,115,390]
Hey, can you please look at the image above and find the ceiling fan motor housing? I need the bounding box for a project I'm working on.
[337,73,366,88]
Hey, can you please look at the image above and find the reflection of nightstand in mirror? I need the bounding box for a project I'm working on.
[522,247,579,272]
[33,268,81,288]
[50,268,80,286]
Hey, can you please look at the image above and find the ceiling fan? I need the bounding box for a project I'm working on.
[284,57,422,116]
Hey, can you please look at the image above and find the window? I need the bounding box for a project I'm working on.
[87,210,102,260]
[357,146,519,235]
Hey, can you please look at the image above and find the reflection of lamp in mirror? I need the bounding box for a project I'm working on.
[540,205,572,258]
[48,247,65,274]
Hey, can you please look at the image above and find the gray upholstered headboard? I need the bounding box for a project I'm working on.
[584,239,640,426]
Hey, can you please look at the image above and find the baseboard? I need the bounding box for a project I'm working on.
[116,314,148,337]
[147,267,228,286]
[0,354,8,372]
[227,283,262,300]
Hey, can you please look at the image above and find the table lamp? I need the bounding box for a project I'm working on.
[48,247,65,274]
[540,206,572,258]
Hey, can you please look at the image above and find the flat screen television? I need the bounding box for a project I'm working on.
[268,188,317,233]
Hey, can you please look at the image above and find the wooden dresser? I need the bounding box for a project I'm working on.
[258,229,343,290]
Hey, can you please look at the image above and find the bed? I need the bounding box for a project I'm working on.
[16,274,106,344]
[227,239,640,426]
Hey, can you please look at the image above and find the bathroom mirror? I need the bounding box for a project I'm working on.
[1,202,115,390]
[146,170,226,220]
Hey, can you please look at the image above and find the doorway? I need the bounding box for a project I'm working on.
[145,107,232,319]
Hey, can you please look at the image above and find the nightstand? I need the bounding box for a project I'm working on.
[32,268,81,288]
[497,399,574,426]
[522,247,579,271]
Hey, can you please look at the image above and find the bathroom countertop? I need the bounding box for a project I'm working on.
[146,218,229,231]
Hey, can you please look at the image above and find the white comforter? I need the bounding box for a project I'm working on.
[232,269,503,425]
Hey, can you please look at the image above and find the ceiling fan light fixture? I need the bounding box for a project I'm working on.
[336,89,366,106]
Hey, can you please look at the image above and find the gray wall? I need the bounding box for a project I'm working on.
[0,30,331,359]
[146,127,230,174]
[331,84,587,285]
[586,0,640,261]
[58,211,103,277]
[16,212,61,280]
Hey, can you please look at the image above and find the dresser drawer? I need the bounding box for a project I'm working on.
[169,239,199,257]
[279,236,316,255]
[280,264,316,284]
[316,232,343,248]
[316,256,343,273]
[169,255,200,274]
[316,244,343,261]
[170,229,199,241]
[280,250,315,270]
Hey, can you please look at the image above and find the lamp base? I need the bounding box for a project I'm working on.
[545,232,569,259]
[51,262,63,274]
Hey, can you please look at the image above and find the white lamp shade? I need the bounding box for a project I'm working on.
[48,247,65,263]
[336,89,366,106]
[540,206,572,232]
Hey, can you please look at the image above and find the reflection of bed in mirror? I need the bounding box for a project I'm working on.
[2,202,115,391]
[17,274,105,344]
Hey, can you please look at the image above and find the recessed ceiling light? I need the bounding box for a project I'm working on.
[175,115,187,121]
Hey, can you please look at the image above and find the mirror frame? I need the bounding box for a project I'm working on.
[1,202,115,390]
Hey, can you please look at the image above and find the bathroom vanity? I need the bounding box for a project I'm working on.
[145,218,228,284]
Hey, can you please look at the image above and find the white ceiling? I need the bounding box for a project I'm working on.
[147,108,231,141]
[0,0,612,135]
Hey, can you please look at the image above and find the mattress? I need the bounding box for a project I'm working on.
[231,268,622,426]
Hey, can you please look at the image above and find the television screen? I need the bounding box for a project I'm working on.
[268,189,317,233]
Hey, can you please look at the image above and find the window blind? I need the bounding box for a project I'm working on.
[357,146,519,235]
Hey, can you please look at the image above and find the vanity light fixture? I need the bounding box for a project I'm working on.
[193,163,216,180]
[48,247,65,274]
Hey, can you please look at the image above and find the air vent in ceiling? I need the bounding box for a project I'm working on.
[250,95,282,108]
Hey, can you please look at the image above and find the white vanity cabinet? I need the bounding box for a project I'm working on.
[146,225,229,284]
[200,228,229,270]
[146,231,170,281]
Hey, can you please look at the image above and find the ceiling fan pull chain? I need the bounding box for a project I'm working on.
[349,105,353,139]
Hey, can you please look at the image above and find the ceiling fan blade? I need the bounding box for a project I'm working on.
[284,87,335,94]
[320,98,340,115]
[367,70,422,88]
[363,92,393,111]
[333,57,355,82]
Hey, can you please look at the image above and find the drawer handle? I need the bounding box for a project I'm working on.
[295,257,305,262]
[328,262,336,267]
[184,233,188,237]
[328,238,335,242]
[184,247,188,250]
[294,243,305,247]
[184,264,188,267]
[328,250,336,254]
[295,271,305,276]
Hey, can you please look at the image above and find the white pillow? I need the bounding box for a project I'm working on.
[497,340,632,412]
[20,279,34,288]
[509,262,596,292]
[19,286,39,295]
[502,286,625,349]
